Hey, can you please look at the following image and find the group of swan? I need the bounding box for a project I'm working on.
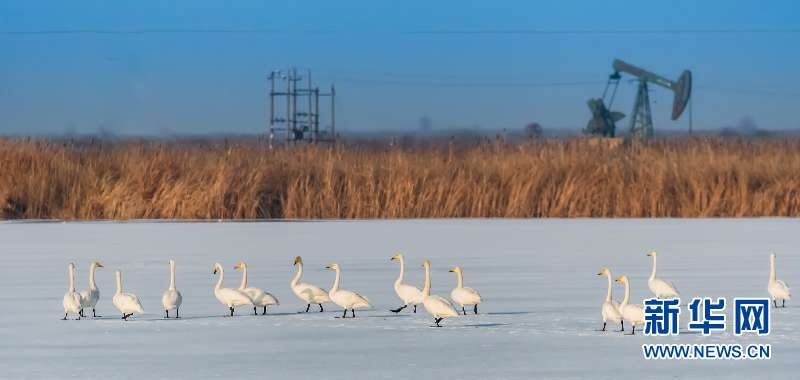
[389,254,482,326]
[63,254,483,327]
[598,251,792,335]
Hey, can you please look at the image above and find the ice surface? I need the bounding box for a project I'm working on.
[0,219,796,379]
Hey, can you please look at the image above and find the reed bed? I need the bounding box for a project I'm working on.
[1,137,799,219]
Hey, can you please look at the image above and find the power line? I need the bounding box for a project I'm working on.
[320,77,606,88]
[1,28,799,36]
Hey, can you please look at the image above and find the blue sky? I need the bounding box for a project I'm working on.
[1,1,798,136]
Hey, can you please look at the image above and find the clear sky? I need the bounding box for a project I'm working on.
[1,1,798,136]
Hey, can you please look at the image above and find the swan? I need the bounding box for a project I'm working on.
[212,263,253,316]
[161,259,183,318]
[646,251,679,299]
[449,266,482,315]
[79,261,103,318]
[389,253,423,313]
[112,270,144,321]
[768,253,791,308]
[324,263,371,318]
[615,275,645,335]
[421,260,459,327]
[234,262,279,315]
[291,256,331,312]
[62,263,82,320]
[596,267,623,332]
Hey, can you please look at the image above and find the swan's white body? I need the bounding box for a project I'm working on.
[212,263,252,316]
[421,260,459,327]
[291,256,331,312]
[235,262,279,315]
[79,261,103,317]
[646,251,679,299]
[62,263,83,320]
[325,264,370,318]
[112,270,144,320]
[390,254,423,313]
[161,259,183,318]
[597,267,623,331]
[616,275,644,335]
[449,266,482,315]
[768,253,791,307]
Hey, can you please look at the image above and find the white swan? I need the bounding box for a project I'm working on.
[615,275,645,335]
[112,270,144,321]
[421,260,459,327]
[769,253,791,308]
[291,256,331,312]
[324,263,371,318]
[161,259,183,318]
[389,253,423,314]
[62,263,82,320]
[646,251,679,299]
[449,266,482,315]
[79,261,103,318]
[234,262,279,315]
[597,267,623,332]
[212,263,253,316]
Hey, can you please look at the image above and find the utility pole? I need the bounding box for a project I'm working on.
[268,67,336,145]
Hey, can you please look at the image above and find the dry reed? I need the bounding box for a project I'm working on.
[1,137,799,219]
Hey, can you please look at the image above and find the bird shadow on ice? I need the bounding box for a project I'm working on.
[484,311,531,316]
[365,314,411,318]
[458,323,511,328]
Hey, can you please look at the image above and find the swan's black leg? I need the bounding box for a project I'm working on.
[434,317,443,327]
[601,322,606,331]
[342,309,348,318]
[319,303,324,312]
[253,306,258,316]
[461,306,467,315]
[262,306,267,315]
[773,300,777,308]
[474,305,478,314]
[62,313,68,320]
[229,307,234,317]
[93,308,99,318]
[390,305,407,313]
[628,325,636,335]
[783,300,786,308]
[351,309,356,318]
[165,310,169,319]
[413,305,417,313]
[620,321,624,332]
[77,314,81,320]
[305,304,311,313]
[79,308,84,318]
[176,308,180,318]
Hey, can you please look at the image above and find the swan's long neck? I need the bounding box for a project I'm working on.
[292,263,302,287]
[215,266,224,290]
[455,270,464,289]
[239,264,248,289]
[422,265,431,297]
[649,255,657,280]
[88,263,98,289]
[115,271,122,295]
[68,265,76,292]
[621,279,630,306]
[769,256,776,282]
[331,267,341,293]
[605,273,613,302]
[395,257,405,286]
[169,261,176,290]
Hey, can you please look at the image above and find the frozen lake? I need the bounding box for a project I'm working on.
[0,219,797,379]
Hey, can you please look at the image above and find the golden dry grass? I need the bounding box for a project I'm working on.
[1,137,799,219]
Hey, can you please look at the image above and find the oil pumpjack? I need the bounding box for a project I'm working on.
[585,59,692,142]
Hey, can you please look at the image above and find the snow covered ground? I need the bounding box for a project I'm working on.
[0,219,797,379]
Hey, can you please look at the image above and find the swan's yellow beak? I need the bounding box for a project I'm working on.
[293,256,302,266]
[614,275,623,282]
[390,254,399,261]
[646,251,655,257]
[234,262,243,270]
[213,268,218,274]
[96,262,104,268]
[325,264,334,269]
[596,271,603,276]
